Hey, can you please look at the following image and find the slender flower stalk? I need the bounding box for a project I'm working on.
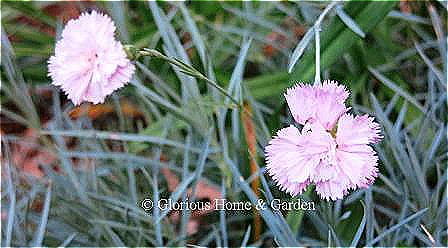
[130,47,256,120]
[314,26,321,85]
[136,48,241,108]
[313,1,338,86]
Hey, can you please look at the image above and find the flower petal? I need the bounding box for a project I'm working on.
[284,80,349,130]
[265,125,314,185]
[314,80,350,130]
[336,113,383,146]
[265,124,337,196]
[285,83,316,125]
[315,177,350,201]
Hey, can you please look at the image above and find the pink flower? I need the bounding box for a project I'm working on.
[265,81,382,201]
[48,11,135,105]
[285,80,349,130]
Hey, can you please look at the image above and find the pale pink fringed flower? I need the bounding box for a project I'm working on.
[48,11,135,105]
[265,80,382,201]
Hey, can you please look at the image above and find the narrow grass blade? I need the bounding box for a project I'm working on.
[51,133,88,203]
[394,101,408,133]
[368,67,425,112]
[428,4,445,50]
[425,126,444,165]
[384,93,400,116]
[180,129,192,246]
[127,165,137,205]
[414,42,444,84]
[387,10,430,24]
[404,224,434,246]
[378,174,402,196]
[4,2,56,27]
[336,5,365,38]
[199,228,219,247]
[4,144,16,247]
[350,201,367,247]
[328,224,342,247]
[220,179,228,248]
[40,129,218,154]
[130,79,198,127]
[152,157,163,246]
[241,225,251,247]
[223,5,290,38]
[60,150,182,172]
[155,174,196,222]
[135,62,182,103]
[32,183,52,246]
[177,3,207,67]
[189,128,213,199]
[104,226,125,246]
[366,208,429,246]
[107,1,129,42]
[227,38,251,104]
[288,26,314,73]
[364,188,374,241]
[148,1,200,100]
[87,193,148,217]
[59,233,77,247]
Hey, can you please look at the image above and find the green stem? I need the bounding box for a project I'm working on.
[138,48,241,108]
[313,1,337,86]
[134,47,258,119]
[286,187,312,234]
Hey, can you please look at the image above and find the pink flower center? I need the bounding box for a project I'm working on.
[87,53,99,63]
[322,136,338,166]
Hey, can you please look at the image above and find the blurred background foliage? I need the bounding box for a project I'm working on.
[1,1,447,247]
